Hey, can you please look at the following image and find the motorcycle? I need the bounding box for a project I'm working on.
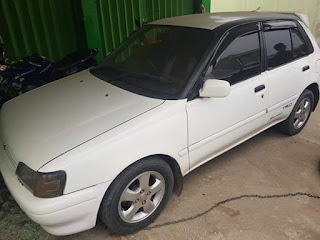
[0,35,98,105]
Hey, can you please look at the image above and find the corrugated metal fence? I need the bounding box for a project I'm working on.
[91,0,194,60]
[4,0,319,63]
[0,0,195,62]
[0,0,87,61]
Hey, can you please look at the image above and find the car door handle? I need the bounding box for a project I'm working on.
[254,85,265,93]
[302,65,310,72]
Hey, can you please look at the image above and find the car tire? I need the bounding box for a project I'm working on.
[278,89,314,136]
[99,156,174,234]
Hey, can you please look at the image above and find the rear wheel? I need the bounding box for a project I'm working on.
[278,89,314,135]
[99,157,174,234]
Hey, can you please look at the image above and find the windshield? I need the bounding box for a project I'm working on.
[90,25,213,99]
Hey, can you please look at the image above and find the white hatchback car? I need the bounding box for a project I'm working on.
[0,12,319,236]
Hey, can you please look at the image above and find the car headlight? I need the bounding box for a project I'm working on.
[16,162,66,198]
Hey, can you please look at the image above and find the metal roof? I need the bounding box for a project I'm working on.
[150,12,304,30]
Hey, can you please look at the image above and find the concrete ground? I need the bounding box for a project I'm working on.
[0,106,319,240]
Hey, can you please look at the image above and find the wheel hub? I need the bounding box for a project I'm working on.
[139,192,148,202]
[118,171,165,223]
[293,97,311,130]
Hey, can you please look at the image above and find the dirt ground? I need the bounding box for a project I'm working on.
[0,105,319,240]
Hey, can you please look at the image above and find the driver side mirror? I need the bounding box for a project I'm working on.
[199,79,230,98]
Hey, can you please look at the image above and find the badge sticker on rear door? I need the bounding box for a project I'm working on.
[283,103,292,110]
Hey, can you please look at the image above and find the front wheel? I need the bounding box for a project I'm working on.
[99,157,174,234]
[278,89,314,135]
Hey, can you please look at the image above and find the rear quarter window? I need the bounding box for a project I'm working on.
[291,28,309,59]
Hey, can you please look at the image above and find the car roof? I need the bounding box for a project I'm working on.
[150,12,301,30]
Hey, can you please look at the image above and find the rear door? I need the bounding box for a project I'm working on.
[263,21,312,124]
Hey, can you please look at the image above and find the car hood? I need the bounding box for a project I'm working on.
[0,70,164,170]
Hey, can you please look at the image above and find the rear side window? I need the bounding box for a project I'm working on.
[265,29,293,69]
[207,32,261,85]
[291,28,308,59]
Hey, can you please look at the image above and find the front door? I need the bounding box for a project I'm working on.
[186,23,268,170]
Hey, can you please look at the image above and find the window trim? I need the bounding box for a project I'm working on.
[295,21,314,55]
[187,22,263,101]
[263,28,293,71]
[290,27,309,60]
[206,23,262,86]
[186,18,313,101]
[262,20,313,72]
[259,22,267,73]
[263,20,297,31]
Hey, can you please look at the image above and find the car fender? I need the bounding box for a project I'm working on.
[39,99,189,194]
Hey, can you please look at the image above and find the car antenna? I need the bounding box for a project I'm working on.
[252,7,261,12]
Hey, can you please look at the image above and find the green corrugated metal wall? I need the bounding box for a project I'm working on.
[86,0,195,60]
[0,0,196,62]
[201,0,211,12]
[4,0,320,63]
[0,0,87,61]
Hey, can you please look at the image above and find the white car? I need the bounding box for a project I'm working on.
[0,12,319,236]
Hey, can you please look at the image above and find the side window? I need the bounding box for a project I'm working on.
[291,28,308,59]
[206,32,261,85]
[265,29,293,69]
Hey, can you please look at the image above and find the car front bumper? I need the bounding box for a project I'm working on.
[0,147,111,236]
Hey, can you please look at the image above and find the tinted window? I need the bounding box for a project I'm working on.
[265,29,293,69]
[206,32,261,85]
[291,28,308,59]
[91,25,213,99]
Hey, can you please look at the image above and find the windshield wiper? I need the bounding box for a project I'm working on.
[137,73,173,84]
[90,66,130,82]
[91,66,173,85]
[106,72,135,83]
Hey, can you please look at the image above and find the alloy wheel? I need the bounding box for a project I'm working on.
[118,171,165,223]
[293,97,311,130]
